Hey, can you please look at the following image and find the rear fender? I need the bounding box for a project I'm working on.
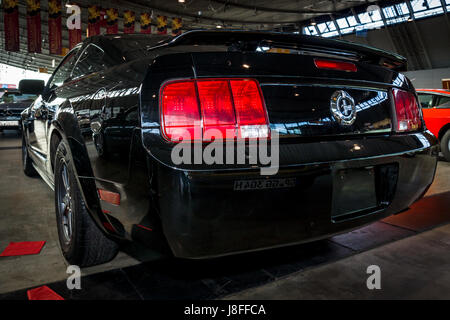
[51,111,120,238]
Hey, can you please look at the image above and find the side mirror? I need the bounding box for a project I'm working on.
[18,79,45,95]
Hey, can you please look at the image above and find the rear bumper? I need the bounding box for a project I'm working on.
[155,131,439,258]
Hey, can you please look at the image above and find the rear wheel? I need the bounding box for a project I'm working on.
[54,140,118,267]
[22,135,37,177]
[441,130,450,162]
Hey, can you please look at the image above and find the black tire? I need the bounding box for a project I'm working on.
[54,139,118,267]
[22,135,37,177]
[441,130,450,162]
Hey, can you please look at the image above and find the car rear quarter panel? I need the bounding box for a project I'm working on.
[46,58,155,239]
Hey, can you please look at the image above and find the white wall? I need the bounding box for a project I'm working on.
[340,15,450,70]
[0,64,51,87]
[404,67,450,89]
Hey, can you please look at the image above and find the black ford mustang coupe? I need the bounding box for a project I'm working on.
[20,30,438,267]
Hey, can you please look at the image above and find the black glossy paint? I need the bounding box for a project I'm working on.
[21,30,438,259]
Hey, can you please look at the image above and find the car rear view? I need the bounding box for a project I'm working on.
[139,31,439,258]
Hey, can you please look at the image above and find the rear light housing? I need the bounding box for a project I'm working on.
[160,78,270,142]
[314,59,357,72]
[392,88,422,132]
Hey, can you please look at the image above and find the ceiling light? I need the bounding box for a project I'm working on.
[178,0,185,3]
[216,25,222,28]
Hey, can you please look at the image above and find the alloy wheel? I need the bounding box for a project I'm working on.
[57,162,73,244]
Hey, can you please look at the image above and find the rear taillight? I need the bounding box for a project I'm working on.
[161,81,200,140]
[392,88,422,132]
[160,78,269,142]
[314,59,357,72]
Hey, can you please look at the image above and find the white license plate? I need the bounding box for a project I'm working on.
[0,121,19,126]
[234,178,296,191]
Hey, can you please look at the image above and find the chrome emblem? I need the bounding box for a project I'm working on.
[330,90,357,126]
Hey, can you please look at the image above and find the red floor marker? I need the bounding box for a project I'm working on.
[0,241,46,257]
[27,286,64,300]
[137,224,153,231]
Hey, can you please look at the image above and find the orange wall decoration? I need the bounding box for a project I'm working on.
[140,13,152,34]
[27,0,42,53]
[88,5,101,37]
[4,0,20,52]
[124,10,135,34]
[172,17,182,36]
[48,0,62,55]
[157,15,167,35]
[106,8,119,34]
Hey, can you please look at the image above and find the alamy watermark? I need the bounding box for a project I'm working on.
[169,125,279,176]
[66,4,81,30]
[366,265,381,290]
[66,265,81,290]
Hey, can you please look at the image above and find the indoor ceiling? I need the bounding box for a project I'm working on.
[0,0,382,73]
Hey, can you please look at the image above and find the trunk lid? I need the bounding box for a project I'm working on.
[174,30,406,138]
[191,51,395,137]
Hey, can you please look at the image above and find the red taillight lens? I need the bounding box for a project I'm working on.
[197,80,236,140]
[314,59,357,72]
[392,88,422,132]
[161,81,200,141]
[160,78,269,142]
[230,79,269,138]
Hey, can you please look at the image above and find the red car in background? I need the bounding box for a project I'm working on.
[417,89,450,161]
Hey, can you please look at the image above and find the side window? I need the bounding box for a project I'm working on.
[417,94,434,108]
[71,44,105,79]
[47,49,79,88]
[436,96,450,108]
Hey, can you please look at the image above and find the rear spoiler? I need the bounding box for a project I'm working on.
[164,30,407,72]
